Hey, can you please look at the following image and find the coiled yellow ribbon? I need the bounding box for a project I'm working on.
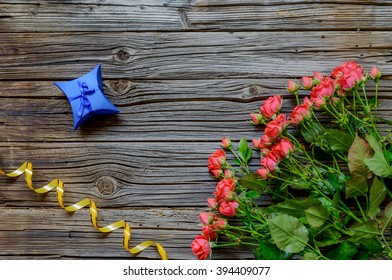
[0,161,168,260]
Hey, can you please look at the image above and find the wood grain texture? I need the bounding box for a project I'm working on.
[0,0,391,260]
[1,1,392,32]
[0,31,391,80]
[0,207,253,259]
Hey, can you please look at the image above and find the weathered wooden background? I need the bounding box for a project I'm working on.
[0,0,391,260]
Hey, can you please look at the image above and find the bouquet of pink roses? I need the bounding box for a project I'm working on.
[192,62,392,260]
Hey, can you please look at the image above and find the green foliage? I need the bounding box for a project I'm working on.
[240,172,266,190]
[326,241,358,260]
[348,221,379,242]
[200,63,392,260]
[347,134,374,179]
[237,137,252,164]
[267,214,309,253]
[368,177,387,219]
[323,129,354,153]
[364,134,392,178]
[305,206,330,228]
[254,241,290,260]
[265,197,321,219]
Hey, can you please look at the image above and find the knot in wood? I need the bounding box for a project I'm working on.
[95,176,117,196]
[249,85,262,95]
[108,80,130,94]
[113,47,135,63]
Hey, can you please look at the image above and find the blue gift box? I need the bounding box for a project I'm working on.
[54,64,119,130]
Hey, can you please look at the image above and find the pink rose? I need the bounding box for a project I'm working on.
[369,66,381,80]
[332,61,365,91]
[313,71,324,84]
[273,138,294,158]
[219,201,239,217]
[287,80,299,93]
[207,198,218,209]
[223,169,235,179]
[261,152,279,171]
[208,150,226,177]
[210,217,227,231]
[199,212,214,225]
[250,112,262,125]
[214,178,236,201]
[256,167,271,179]
[302,76,313,89]
[289,97,312,124]
[221,137,232,149]
[208,150,226,168]
[252,138,261,150]
[311,76,335,98]
[310,77,336,108]
[260,95,283,119]
[264,114,288,139]
[202,226,217,240]
[191,235,210,260]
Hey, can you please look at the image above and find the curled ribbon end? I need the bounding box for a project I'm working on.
[1,162,168,260]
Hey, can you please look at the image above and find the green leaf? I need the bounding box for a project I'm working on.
[347,134,374,180]
[348,221,379,241]
[345,175,368,199]
[246,190,260,199]
[305,206,330,228]
[267,214,309,253]
[380,201,392,230]
[355,252,370,260]
[323,129,354,153]
[302,252,320,260]
[240,172,266,190]
[238,137,250,163]
[300,122,324,144]
[265,197,321,218]
[315,227,341,247]
[368,177,387,219]
[358,238,384,253]
[326,241,358,260]
[255,241,288,260]
[364,134,392,178]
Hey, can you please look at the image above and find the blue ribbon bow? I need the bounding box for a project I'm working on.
[69,81,96,117]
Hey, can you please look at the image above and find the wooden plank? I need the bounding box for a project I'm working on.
[0,77,391,142]
[186,2,392,31]
[0,97,390,142]
[1,1,392,32]
[0,1,186,32]
[0,207,253,259]
[0,31,391,80]
[0,142,275,208]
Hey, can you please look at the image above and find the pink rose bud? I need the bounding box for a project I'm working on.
[223,169,235,179]
[313,71,324,84]
[250,112,262,125]
[221,136,232,149]
[256,167,270,179]
[369,66,381,80]
[212,218,227,230]
[301,76,313,90]
[252,138,261,150]
[199,212,214,225]
[207,198,218,209]
[202,225,217,241]
[287,80,299,93]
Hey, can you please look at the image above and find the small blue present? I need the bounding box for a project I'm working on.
[54,65,119,130]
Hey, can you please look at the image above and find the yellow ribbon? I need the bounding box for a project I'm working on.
[0,162,168,260]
